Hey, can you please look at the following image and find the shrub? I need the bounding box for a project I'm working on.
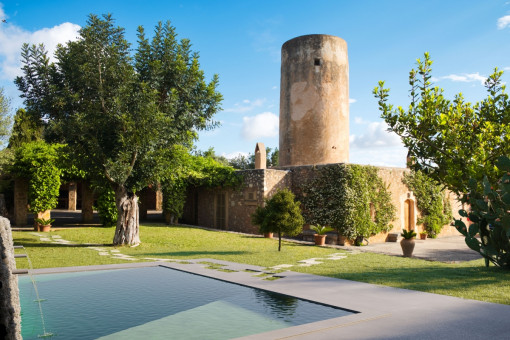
[95,187,118,227]
[455,156,510,267]
[12,141,63,214]
[301,164,395,244]
[252,188,304,251]
[403,170,453,238]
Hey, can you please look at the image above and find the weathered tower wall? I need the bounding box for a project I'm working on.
[279,34,349,166]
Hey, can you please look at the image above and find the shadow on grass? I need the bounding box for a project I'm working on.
[320,262,510,294]
[141,250,249,257]
[13,237,111,248]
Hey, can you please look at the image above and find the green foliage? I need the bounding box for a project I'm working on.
[401,229,417,239]
[8,108,43,149]
[251,188,304,251]
[455,156,510,268]
[403,170,453,238]
[34,218,54,226]
[160,145,241,222]
[0,87,12,148]
[301,164,396,242]
[310,224,334,235]
[12,141,62,213]
[15,14,223,243]
[374,53,510,196]
[95,187,118,227]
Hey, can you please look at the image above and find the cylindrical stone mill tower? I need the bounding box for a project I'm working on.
[279,34,349,166]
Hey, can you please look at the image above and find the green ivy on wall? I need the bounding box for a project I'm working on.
[301,164,396,244]
[402,170,453,238]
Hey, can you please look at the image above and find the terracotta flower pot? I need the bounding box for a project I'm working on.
[264,232,273,238]
[400,238,415,257]
[420,233,427,240]
[40,225,51,232]
[314,234,326,246]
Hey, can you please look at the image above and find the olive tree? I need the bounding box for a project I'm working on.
[15,15,222,246]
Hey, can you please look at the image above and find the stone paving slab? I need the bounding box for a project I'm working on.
[356,235,482,262]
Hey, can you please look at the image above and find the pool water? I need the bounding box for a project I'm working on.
[19,266,353,339]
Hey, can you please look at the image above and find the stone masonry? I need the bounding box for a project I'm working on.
[0,217,21,340]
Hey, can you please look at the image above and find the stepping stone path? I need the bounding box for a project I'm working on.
[268,252,351,270]
[30,232,358,271]
[30,232,139,261]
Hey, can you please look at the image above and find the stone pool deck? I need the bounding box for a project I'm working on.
[354,235,482,262]
[27,259,510,340]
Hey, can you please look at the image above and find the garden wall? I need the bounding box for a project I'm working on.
[181,163,462,244]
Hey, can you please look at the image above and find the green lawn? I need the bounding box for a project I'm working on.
[13,224,510,305]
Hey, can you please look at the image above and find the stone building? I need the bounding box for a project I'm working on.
[180,34,461,244]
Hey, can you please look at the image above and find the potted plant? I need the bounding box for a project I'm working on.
[400,229,417,257]
[310,224,334,246]
[419,231,427,240]
[35,218,55,232]
[263,232,273,238]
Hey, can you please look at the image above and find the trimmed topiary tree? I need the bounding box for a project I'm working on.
[252,188,304,251]
[11,141,62,220]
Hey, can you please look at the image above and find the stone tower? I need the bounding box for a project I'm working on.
[279,34,349,166]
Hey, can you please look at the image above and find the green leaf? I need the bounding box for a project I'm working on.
[468,223,479,237]
[496,156,510,172]
[465,237,481,252]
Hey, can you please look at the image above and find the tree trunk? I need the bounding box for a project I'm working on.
[278,232,282,251]
[113,186,140,246]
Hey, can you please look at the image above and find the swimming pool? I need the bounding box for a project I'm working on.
[19,266,354,339]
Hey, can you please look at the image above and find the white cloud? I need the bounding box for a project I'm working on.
[354,117,370,124]
[349,98,357,104]
[223,151,249,159]
[0,5,80,80]
[350,121,401,149]
[497,15,510,29]
[440,72,486,85]
[241,111,279,140]
[504,67,510,71]
[224,98,266,113]
[349,146,408,168]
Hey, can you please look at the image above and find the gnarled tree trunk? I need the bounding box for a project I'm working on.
[113,186,140,246]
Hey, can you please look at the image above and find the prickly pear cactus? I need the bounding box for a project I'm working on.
[454,156,510,267]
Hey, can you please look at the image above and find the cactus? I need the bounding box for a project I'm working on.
[454,156,510,267]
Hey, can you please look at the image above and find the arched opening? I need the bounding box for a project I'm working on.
[404,199,415,231]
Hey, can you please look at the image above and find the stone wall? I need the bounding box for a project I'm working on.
[181,169,291,234]
[0,217,21,340]
[181,163,462,244]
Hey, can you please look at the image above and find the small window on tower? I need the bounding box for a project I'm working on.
[314,58,321,66]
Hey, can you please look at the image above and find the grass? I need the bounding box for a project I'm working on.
[13,224,510,305]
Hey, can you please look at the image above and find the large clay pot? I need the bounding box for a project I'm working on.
[314,234,326,246]
[400,238,415,257]
[40,224,51,232]
[264,232,273,238]
[420,233,427,240]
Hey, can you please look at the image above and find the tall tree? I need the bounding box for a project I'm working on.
[8,108,43,149]
[15,14,222,246]
[374,53,510,195]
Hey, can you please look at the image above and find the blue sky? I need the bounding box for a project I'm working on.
[1,1,510,167]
